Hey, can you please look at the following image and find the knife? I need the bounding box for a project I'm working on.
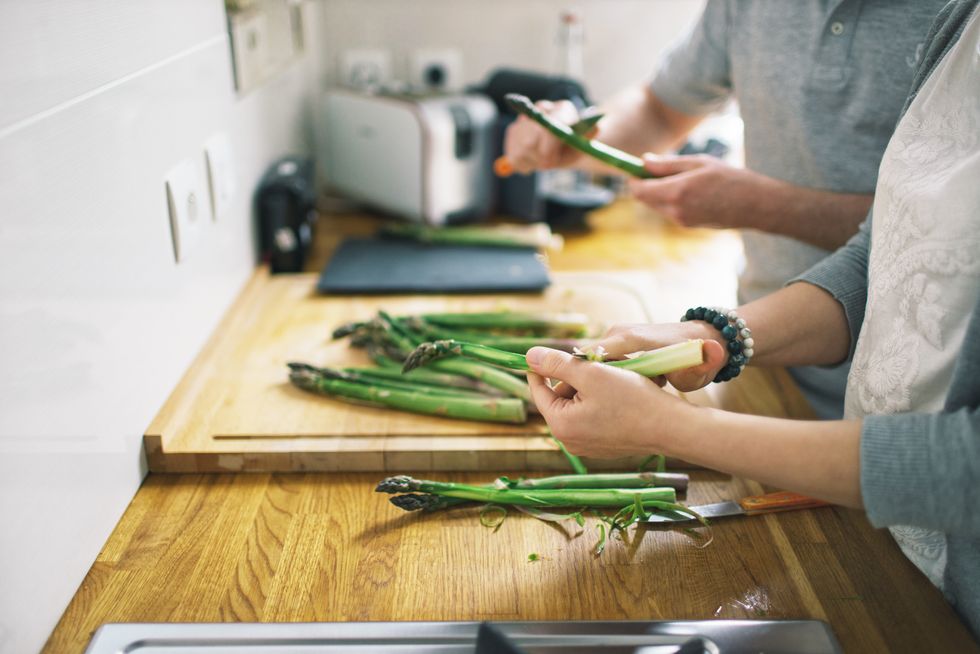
[493,108,604,177]
[646,490,832,524]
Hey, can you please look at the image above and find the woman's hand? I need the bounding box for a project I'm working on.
[525,347,700,458]
[597,321,728,392]
[503,99,589,174]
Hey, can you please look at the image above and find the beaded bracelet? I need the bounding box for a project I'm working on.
[680,306,754,383]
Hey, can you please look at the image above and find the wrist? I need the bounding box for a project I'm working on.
[681,306,753,382]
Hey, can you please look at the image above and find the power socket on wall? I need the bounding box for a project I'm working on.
[339,48,391,90]
[410,48,462,92]
[164,157,212,263]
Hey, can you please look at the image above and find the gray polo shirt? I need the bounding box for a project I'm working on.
[650,0,946,418]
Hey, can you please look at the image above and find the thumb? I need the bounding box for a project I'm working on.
[525,347,590,389]
[641,153,708,177]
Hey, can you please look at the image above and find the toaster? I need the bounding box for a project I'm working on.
[319,89,497,225]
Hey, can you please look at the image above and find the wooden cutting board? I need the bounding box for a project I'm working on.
[145,269,681,472]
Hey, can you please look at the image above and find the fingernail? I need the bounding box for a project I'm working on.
[525,347,544,367]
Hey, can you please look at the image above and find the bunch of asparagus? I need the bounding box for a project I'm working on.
[377,470,706,552]
[289,310,704,425]
[289,310,592,424]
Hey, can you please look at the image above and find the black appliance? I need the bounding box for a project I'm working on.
[257,156,317,273]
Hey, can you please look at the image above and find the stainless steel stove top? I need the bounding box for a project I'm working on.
[84,620,842,654]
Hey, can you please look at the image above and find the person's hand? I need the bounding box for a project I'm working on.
[503,99,590,174]
[628,154,775,229]
[525,347,699,458]
[597,321,729,392]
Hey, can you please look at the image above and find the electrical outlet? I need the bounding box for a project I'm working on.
[165,157,211,263]
[339,48,391,90]
[410,48,462,92]
[229,9,270,93]
[204,132,236,221]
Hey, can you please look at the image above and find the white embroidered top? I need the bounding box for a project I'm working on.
[844,8,980,589]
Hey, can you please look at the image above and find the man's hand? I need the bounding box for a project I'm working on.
[503,99,588,174]
[629,153,874,249]
[628,154,778,229]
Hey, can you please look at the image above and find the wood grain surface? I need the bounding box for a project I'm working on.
[144,200,754,473]
[44,201,979,652]
[45,471,978,653]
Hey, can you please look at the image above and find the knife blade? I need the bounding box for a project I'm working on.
[493,108,604,177]
[645,491,832,524]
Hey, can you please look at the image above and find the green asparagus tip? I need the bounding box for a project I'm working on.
[376,475,419,494]
[505,93,535,115]
[389,494,442,511]
[402,340,461,373]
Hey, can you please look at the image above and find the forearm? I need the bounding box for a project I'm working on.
[662,406,863,507]
[735,282,851,367]
[746,178,873,251]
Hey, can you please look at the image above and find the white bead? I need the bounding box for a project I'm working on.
[735,318,746,329]
[742,337,754,349]
[727,310,738,321]
[740,328,751,339]
[743,347,754,359]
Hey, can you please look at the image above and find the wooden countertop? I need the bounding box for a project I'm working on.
[44,201,979,653]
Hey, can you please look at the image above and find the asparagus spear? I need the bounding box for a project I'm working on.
[403,339,705,380]
[505,93,654,179]
[377,475,677,510]
[333,310,590,340]
[380,222,563,251]
[331,366,491,398]
[379,472,689,512]
[288,363,527,424]
[375,312,532,402]
[502,472,688,491]
[369,353,510,396]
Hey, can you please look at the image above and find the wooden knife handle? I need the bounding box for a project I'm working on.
[738,491,832,515]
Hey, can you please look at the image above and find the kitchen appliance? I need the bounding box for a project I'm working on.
[256,156,317,273]
[85,620,843,653]
[319,89,498,225]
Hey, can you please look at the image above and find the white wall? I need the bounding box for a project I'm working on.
[318,0,705,101]
[0,2,325,652]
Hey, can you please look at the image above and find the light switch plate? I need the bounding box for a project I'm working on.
[165,157,211,263]
[229,9,270,93]
[204,133,236,221]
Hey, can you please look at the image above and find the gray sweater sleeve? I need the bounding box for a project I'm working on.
[791,210,872,360]
[862,407,980,536]
[795,208,980,537]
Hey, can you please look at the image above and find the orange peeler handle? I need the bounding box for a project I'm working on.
[493,156,514,177]
[738,491,832,515]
